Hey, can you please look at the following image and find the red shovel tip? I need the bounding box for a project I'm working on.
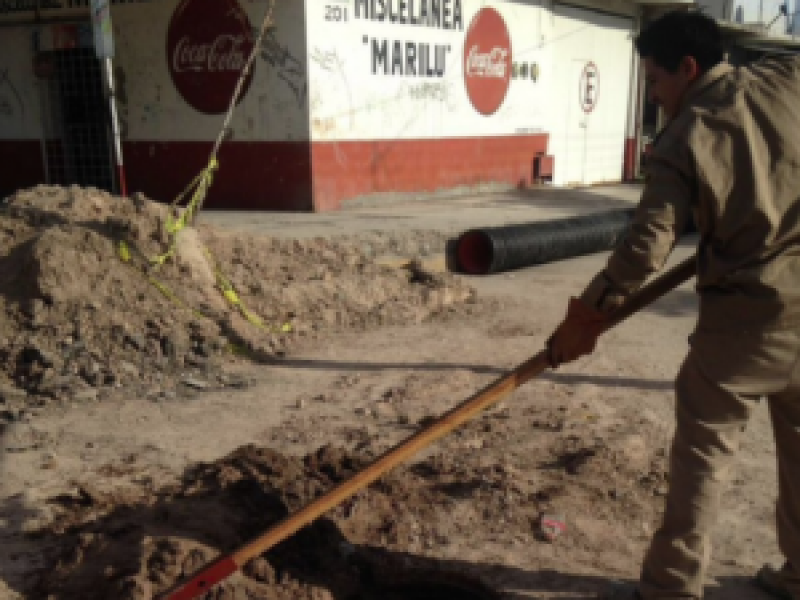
[161,556,239,600]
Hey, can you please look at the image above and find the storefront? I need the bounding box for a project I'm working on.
[0,0,645,210]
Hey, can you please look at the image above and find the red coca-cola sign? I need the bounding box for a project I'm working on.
[463,7,512,116]
[166,0,254,114]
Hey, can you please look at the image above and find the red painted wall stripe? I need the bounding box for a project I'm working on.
[311,134,549,211]
[122,141,313,211]
[1,135,550,212]
[0,141,46,198]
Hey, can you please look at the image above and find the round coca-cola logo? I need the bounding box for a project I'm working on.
[463,7,512,116]
[166,0,254,114]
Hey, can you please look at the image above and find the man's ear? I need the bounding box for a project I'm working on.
[681,55,701,82]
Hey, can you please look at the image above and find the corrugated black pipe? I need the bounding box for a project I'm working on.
[455,209,638,275]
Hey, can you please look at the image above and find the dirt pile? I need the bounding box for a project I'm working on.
[33,445,454,599]
[0,186,476,421]
[31,390,670,600]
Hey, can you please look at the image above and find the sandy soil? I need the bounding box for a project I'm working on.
[0,186,781,599]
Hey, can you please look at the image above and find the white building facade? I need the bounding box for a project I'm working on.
[1,0,792,211]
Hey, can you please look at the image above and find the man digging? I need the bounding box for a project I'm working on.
[547,10,800,600]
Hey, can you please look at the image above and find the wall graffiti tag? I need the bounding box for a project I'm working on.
[407,80,456,110]
[310,46,353,130]
[310,46,343,72]
[258,29,307,107]
[0,68,24,118]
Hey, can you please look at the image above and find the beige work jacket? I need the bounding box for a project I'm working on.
[582,56,800,333]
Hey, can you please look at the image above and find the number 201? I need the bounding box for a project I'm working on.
[325,5,348,21]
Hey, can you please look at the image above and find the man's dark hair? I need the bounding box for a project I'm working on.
[635,11,724,73]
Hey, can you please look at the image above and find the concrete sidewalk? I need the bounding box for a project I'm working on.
[201,184,643,239]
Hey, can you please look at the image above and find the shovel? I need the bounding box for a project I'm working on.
[162,254,697,600]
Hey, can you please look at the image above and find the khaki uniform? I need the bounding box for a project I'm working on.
[581,57,800,599]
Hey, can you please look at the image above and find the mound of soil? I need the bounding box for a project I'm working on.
[0,186,476,420]
[34,445,463,599]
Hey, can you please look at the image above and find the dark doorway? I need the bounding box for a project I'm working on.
[38,46,115,192]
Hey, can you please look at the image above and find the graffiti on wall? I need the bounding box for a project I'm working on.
[310,46,343,73]
[0,68,24,119]
[257,29,307,108]
[407,81,456,110]
[310,45,352,130]
[309,43,460,137]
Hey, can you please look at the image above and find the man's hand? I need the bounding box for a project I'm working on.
[546,297,608,368]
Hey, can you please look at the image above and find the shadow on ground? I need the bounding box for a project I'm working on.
[254,357,675,394]
[0,463,773,600]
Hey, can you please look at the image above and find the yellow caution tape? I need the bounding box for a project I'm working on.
[151,158,219,269]
[118,240,131,263]
[116,239,207,320]
[203,246,292,333]
[147,275,190,312]
[227,343,251,357]
[118,234,291,335]
[124,0,291,340]
[223,289,240,305]
[124,155,292,335]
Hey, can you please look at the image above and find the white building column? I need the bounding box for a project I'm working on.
[624,7,643,180]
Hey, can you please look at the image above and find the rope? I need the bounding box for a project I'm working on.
[135,0,290,334]
[194,0,277,221]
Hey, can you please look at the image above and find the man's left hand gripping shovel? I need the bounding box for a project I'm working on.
[162,255,697,600]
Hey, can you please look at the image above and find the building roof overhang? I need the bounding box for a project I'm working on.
[715,19,800,51]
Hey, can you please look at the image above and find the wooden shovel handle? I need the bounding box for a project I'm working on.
[605,255,696,329]
[162,254,697,600]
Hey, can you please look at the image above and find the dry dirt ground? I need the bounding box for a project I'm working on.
[0,186,784,599]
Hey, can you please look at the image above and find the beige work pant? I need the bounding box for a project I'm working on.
[638,330,800,600]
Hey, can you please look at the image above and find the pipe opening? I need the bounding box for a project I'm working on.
[456,230,493,275]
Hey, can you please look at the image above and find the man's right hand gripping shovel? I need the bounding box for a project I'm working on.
[546,297,609,368]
